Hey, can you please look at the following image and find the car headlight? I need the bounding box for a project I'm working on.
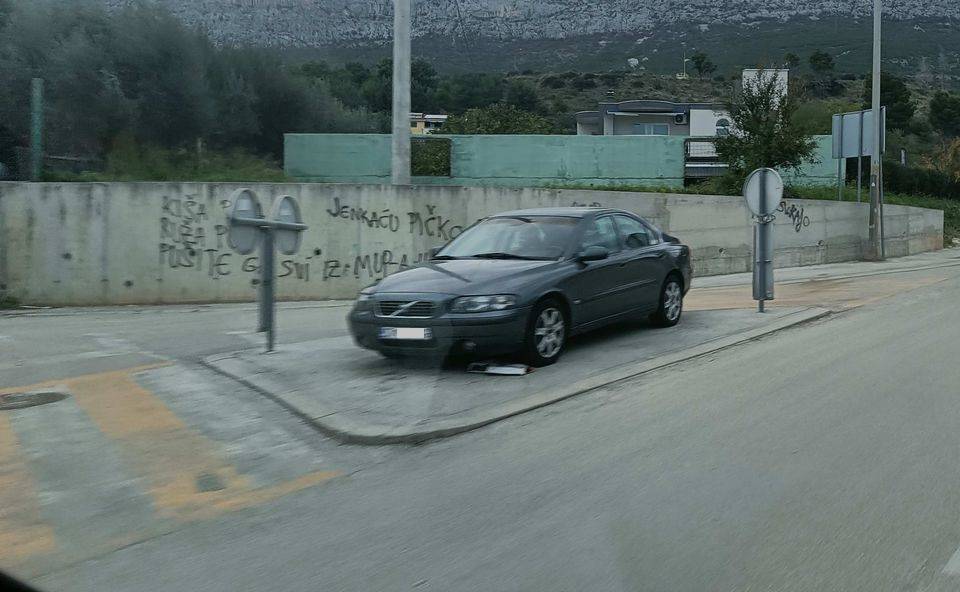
[450,295,517,313]
[355,290,376,311]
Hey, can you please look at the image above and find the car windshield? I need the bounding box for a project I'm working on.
[436,216,578,261]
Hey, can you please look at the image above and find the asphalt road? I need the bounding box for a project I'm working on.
[20,267,960,591]
[0,302,352,389]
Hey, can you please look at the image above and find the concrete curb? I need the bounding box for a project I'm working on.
[203,307,831,446]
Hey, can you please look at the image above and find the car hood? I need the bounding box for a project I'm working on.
[372,259,558,297]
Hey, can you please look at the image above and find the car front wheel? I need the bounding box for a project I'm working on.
[523,299,567,367]
[651,276,683,327]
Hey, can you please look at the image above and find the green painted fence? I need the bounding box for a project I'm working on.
[284,133,839,189]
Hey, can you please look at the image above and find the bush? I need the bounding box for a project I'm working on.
[411,137,451,177]
[539,75,566,89]
[45,139,288,182]
[884,161,960,199]
[599,72,624,86]
[571,76,597,91]
[0,293,19,309]
[442,104,558,134]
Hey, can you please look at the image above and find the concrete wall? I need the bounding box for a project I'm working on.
[0,182,942,306]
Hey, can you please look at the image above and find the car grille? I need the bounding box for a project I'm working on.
[376,300,437,318]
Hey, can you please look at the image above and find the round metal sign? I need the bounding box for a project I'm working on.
[743,168,784,217]
[227,188,263,255]
[270,195,304,256]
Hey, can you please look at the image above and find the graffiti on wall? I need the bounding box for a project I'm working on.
[156,194,466,283]
[325,197,466,241]
[777,201,811,233]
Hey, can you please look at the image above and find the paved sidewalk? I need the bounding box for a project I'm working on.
[205,307,828,444]
[693,247,960,289]
[688,248,960,312]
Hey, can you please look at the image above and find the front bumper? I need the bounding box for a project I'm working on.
[348,305,530,358]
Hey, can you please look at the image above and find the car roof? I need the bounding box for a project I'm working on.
[491,207,633,219]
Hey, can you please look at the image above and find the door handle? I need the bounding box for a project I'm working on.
[639,251,666,260]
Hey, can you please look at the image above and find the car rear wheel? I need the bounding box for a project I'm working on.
[523,299,567,367]
[651,275,683,327]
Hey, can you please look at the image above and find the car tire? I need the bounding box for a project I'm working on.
[650,275,684,328]
[523,299,568,367]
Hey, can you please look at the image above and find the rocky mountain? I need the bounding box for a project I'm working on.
[101,1,960,48]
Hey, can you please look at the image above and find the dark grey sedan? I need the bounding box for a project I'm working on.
[348,207,692,366]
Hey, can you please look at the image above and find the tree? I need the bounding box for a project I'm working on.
[930,91,960,137]
[809,50,835,74]
[358,58,439,114]
[863,71,915,131]
[442,104,557,134]
[0,0,11,26]
[571,74,597,91]
[713,69,818,178]
[0,0,376,161]
[434,73,505,114]
[784,53,801,69]
[690,51,716,80]
[504,80,543,114]
[925,138,960,182]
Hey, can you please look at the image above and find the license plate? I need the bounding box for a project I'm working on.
[379,327,432,340]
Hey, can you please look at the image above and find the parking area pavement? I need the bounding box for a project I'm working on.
[204,306,828,444]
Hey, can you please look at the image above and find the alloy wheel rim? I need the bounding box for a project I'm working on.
[665,282,682,322]
[534,307,565,358]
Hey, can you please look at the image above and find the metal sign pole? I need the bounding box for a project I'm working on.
[836,119,844,201]
[228,190,307,354]
[757,169,768,312]
[867,0,883,261]
[879,159,886,260]
[262,229,276,352]
[745,168,780,314]
[258,229,268,334]
[29,79,44,181]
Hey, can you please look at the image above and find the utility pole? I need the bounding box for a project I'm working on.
[29,78,44,182]
[867,0,884,260]
[391,0,412,186]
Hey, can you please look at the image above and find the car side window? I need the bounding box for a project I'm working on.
[613,215,659,249]
[580,216,622,254]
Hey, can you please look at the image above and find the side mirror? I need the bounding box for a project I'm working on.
[577,245,609,262]
[429,246,443,258]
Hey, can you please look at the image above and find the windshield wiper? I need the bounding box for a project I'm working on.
[469,252,550,261]
[431,255,460,260]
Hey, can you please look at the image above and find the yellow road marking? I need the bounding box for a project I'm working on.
[0,363,173,393]
[63,368,253,520]
[0,413,56,566]
[211,470,341,513]
[0,362,342,573]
